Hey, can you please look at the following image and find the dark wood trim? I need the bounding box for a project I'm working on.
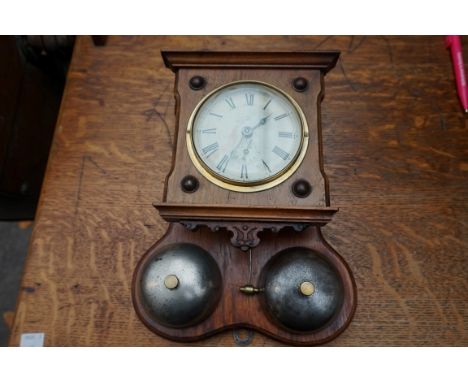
[162,51,340,72]
[156,203,338,225]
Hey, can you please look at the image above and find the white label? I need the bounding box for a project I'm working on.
[20,332,45,347]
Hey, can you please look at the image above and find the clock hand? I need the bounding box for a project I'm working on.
[228,134,248,161]
[233,135,247,152]
[240,115,271,138]
[241,139,254,161]
[251,114,272,131]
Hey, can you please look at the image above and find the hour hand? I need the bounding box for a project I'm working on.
[252,114,272,130]
[259,114,271,125]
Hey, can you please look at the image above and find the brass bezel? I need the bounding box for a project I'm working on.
[186,80,309,193]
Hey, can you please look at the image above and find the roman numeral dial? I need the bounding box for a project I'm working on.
[202,142,219,157]
[272,146,290,160]
[240,164,248,179]
[216,154,230,172]
[225,97,236,109]
[190,81,306,189]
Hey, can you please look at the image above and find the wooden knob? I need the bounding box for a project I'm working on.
[181,175,199,193]
[189,75,205,90]
[292,179,312,198]
[293,77,308,92]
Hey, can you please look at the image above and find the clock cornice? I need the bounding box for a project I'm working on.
[161,51,340,72]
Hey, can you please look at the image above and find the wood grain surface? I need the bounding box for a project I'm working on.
[9,36,468,346]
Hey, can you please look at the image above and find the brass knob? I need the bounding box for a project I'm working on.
[164,275,179,290]
[300,281,315,296]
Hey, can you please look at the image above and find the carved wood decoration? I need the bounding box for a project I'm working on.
[132,51,357,345]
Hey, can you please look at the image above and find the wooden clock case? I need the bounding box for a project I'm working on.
[132,51,357,345]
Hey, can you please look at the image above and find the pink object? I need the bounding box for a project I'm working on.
[445,35,468,113]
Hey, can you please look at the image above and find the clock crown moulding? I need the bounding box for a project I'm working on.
[161,51,340,71]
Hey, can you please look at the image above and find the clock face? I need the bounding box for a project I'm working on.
[187,81,308,192]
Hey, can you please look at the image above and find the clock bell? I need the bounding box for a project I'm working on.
[132,51,356,345]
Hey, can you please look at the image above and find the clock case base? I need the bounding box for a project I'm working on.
[132,223,356,346]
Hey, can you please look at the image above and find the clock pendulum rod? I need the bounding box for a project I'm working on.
[239,248,264,295]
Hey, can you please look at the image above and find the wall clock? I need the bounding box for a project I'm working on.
[132,51,357,345]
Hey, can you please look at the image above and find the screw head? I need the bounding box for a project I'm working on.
[292,77,308,92]
[181,175,199,193]
[189,75,205,90]
[292,179,312,198]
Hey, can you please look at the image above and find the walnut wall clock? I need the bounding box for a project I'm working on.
[132,51,357,345]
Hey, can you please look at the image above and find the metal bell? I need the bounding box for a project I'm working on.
[140,243,222,328]
[261,247,344,332]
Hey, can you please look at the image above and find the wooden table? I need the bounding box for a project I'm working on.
[9,36,467,346]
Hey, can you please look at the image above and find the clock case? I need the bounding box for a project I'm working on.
[132,51,356,345]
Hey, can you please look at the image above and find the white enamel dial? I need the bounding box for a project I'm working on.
[189,81,306,190]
